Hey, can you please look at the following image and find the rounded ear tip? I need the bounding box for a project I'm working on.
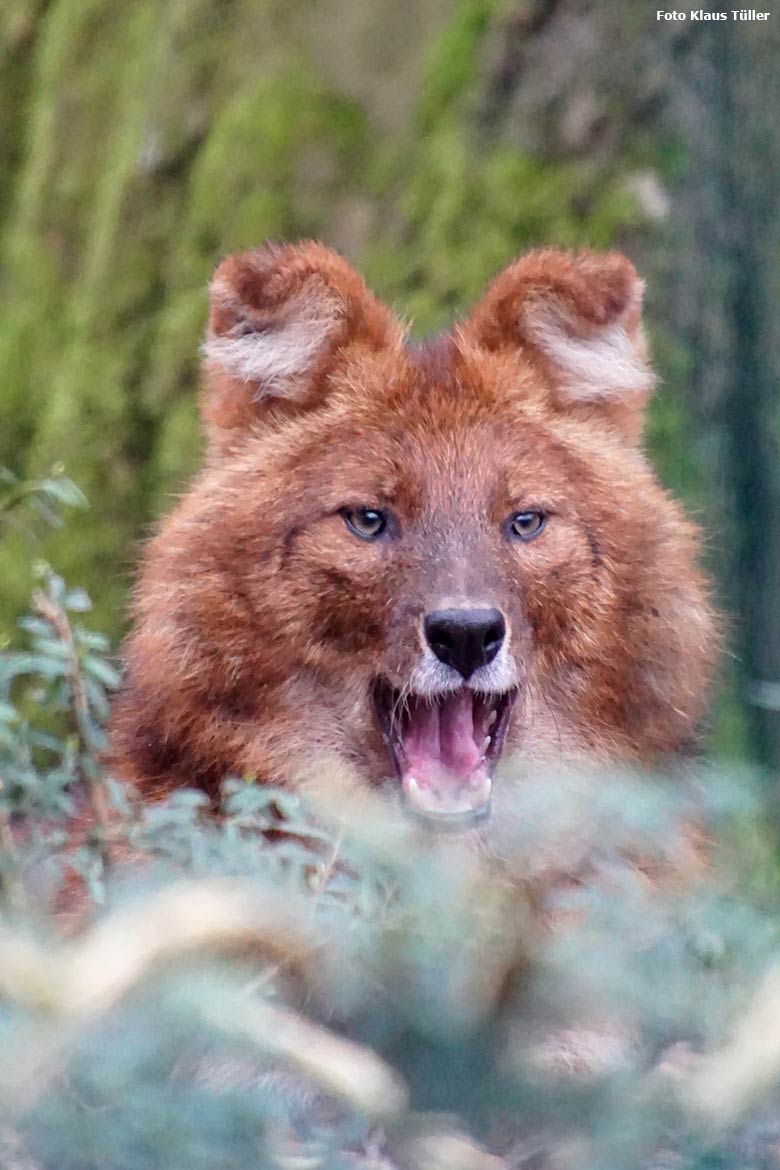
[208,244,293,326]
[564,249,644,324]
[210,243,278,285]
[471,247,645,337]
[604,253,643,308]
[208,240,358,329]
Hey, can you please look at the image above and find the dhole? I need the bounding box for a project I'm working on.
[110,243,716,827]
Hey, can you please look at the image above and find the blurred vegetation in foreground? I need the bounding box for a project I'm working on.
[4,473,780,1170]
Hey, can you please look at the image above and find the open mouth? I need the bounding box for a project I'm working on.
[372,679,518,828]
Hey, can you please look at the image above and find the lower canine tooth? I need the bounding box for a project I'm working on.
[482,736,491,750]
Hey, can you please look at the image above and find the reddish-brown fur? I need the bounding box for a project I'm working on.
[110,243,716,806]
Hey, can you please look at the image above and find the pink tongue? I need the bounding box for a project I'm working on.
[440,690,480,772]
[402,691,482,789]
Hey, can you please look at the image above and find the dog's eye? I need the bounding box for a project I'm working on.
[507,510,546,541]
[341,507,388,541]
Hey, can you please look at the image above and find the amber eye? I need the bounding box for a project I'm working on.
[507,510,546,541]
[341,507,388,541]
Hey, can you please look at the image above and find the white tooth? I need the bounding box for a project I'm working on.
[482,736,491,750]
[487,710,497,728]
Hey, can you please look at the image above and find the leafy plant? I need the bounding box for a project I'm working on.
[0,467,114,904]
[0,464,87,536]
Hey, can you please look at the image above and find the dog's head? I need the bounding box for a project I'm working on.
[118,243,716,825]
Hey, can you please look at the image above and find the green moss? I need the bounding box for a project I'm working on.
[416,0,507,131]
[360,0,645,334]
[0,2,370,632]
[365,127,641,335]
[145,75,369,511]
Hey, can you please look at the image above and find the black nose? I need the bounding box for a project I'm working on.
[423,608,506,680]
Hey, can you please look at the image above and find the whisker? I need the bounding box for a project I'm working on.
[388,682,412,741]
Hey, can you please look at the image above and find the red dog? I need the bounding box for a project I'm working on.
[110,243,716,826]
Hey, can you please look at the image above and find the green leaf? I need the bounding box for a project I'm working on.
[65,587,93,612]
[83,655,121,689]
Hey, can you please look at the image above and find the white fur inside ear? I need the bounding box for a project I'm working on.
[527,307,655,402]
[202,285,340,398]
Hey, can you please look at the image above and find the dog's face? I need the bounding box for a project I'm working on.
[113,244,716,825]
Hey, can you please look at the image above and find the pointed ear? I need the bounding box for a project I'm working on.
[462,249,654,441]
[201,241,401,449]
